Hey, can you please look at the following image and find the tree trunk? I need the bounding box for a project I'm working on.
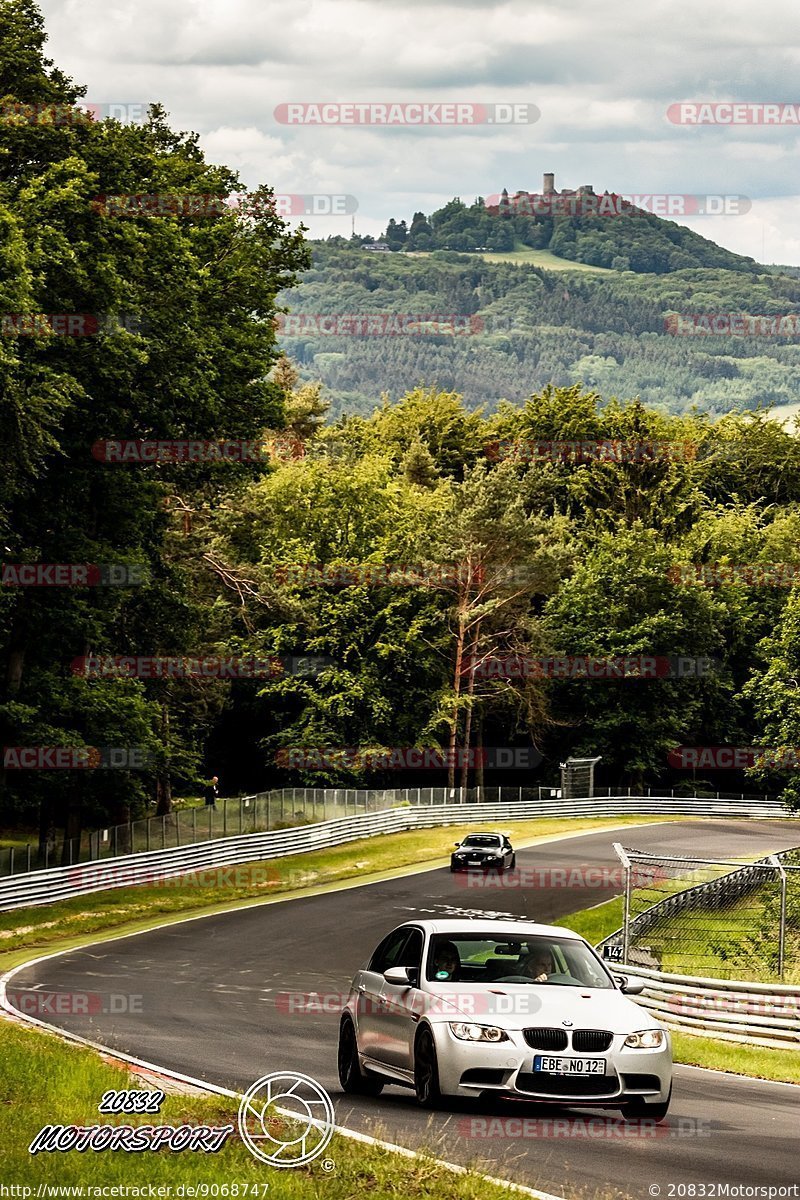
[448,609,467,789]
[155,703,172,815]
[459,620,482,792]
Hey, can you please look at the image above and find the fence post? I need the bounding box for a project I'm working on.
[613,843,632,963]
[162,815,166,848]
[9,847,14,876]
[147,819,151,852]
[114,825,118,857]
[193,807,197,843]
[769,855,787,980]
[26,843,31,873]
[175,812,181,846]
[208,805,212,839]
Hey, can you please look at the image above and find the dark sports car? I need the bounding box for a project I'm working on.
[450,831,515,872]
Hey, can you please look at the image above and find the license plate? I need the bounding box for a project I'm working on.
[468,859,482,864]
[534,1056,605,1075]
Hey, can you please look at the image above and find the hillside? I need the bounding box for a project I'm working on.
[374,192,759,274]
[277,242,800,418]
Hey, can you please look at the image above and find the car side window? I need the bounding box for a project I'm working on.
[397,928,424,972]
[368,928,411,973]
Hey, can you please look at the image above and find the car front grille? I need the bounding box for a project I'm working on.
[516,1073,619,1097]
[572,1029,613,1052]
[523,1027,569,1051]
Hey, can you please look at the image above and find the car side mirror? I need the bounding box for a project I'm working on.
[384,966,413,986]
[614,974,645,995]
[453,842,461,848]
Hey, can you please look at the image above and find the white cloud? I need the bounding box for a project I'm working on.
[35,0,800,261]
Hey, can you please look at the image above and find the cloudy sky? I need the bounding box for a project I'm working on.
[38,0,800,263]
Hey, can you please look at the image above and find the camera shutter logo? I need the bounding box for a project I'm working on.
[237,1071,335,1167]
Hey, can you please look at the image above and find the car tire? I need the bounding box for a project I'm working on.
[414,1027,443,1109]
[510,854,516,868]
[338,1017,384,1096]
[621,1085,671,1123]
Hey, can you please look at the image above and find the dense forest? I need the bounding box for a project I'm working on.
[2,1,800,857]
[278,243,800,417]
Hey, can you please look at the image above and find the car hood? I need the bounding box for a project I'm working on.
[424,983,660,1033]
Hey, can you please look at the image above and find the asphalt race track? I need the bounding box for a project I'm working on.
[8,819,800,1198]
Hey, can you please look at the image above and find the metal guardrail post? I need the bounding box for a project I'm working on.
[769,855,787,980]
[193,808,197,842]
[26,844,31,872]
[9,848,14,876]
[613,842,632,963]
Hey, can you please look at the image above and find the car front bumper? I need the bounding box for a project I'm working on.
[431,1024,672,1105]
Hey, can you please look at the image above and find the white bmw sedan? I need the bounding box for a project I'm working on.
[338,918,672,1119]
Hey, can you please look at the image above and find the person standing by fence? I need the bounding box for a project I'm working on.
[203,775,219,811]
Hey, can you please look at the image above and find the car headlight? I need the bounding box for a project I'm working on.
[449,1022,509,1043]
[624,1029,666,1049]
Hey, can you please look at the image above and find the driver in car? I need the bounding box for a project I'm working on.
[519,946,555,982]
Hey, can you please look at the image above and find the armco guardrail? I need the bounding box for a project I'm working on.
[619,965,800,1049]
[3,783,786,879]
[0,793,795,913]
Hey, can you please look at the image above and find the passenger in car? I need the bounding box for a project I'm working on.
[431,941,461,981]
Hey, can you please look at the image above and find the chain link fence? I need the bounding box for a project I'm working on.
[608,845,800,982]
[0,782,788,880]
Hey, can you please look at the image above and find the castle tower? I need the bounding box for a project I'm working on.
[543,172,555,195]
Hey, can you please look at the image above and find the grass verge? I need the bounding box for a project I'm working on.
[671,1031,800,1085]
[0,1020,552,1195]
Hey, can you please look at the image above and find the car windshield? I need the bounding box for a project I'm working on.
[461,836,502,847]
[425,933,614,988]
